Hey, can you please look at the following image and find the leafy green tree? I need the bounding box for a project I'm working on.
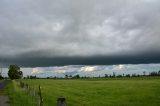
[8,65,23,80]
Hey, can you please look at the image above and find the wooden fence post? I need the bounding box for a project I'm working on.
[57,98,66,106]
[31,87,35,106]
[38,85,43,106]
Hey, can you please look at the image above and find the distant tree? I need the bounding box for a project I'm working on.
[117,75,122,78]
[29,75,37,79]
[149,71,158,76]
[73,74,80,79]
[132,74,137,77]
[53,76,57,79]
[27,75,30,79]
[137,74,140,77]
[81,76,87,79]
[69,75,72,78]
[126,74,130,77]
[65,75,68,78]
[105,74,108,78]
[8,65,23,80]
[113,72,116,78]
[143,71,146,76]
[76,74,80,78]
[158,70,160,75]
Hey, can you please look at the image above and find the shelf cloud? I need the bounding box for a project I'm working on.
[0,0,160,67]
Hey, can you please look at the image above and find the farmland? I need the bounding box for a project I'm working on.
[7,77,160,106]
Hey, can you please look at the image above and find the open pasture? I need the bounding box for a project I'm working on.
[8,77,160,106]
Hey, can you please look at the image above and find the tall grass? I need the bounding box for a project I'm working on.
[7,80,38,106]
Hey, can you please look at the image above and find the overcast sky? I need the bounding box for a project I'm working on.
[0,0,160,67]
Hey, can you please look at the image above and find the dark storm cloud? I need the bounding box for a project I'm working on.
[0,0,160,67]
[2,51,160,67]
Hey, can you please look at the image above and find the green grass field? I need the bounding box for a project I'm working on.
[7,77,160,106]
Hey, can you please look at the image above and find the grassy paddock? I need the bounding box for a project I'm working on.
[8,77,160,106]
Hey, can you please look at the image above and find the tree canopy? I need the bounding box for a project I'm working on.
[8,65,23,80]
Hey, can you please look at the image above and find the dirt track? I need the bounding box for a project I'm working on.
[0,80,10,106]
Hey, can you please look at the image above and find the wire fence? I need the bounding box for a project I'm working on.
[18,81,43,106]
[16,80,66,106]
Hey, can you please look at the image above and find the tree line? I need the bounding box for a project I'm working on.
[24,70,160,79]
[0,65,160,80]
